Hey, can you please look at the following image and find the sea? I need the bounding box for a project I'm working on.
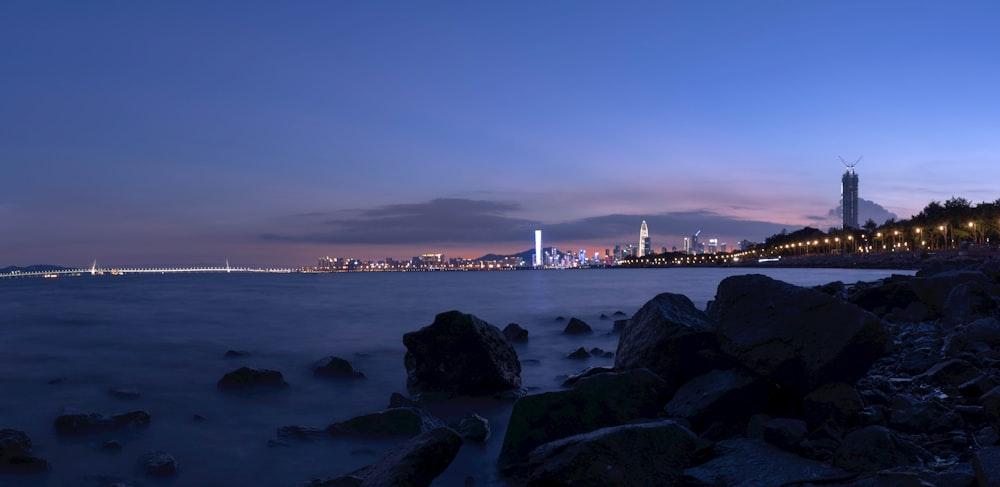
[0,267,914,486]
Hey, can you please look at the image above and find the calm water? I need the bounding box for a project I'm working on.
[0,267,912,486]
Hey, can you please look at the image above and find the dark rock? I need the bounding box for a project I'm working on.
[561,366,614,387]
[963,317,1000,346]
[224,349,249,357]
[0,429,49,473]
[803,382,863,430]
[554,316,566,322]
[354,427,463,487]
[277,425,327,441]
[707,274,889,395]
[663,368,767,432]
[387,392,421,409]
[762,418,807,453]
[801,419,842,461]
[984,386,1000,436]
[108,388,141,399]
[527,420,700,486]
[502,323,529,343]
[973,447,1000,487]
[599,313,609,320]
[910,270,990,317]
[293,476,364,487]
[848,279,920,318]
[101,440,123,452]
[915,359,982,393]
[683,438,846,486]
[613,310,626,316]
[54,409,151,435]
[942,279,996,324]
[326,407,444,438]
[833,425,927,472]
[562,317,592,334]
[312,356,365,379]
[142,450,179,477]
[450,413,490,442]
[403,310,521,396]
[498,368,670,476]
[615,293,724,393]
[889,394,964,433]
[217,366,288,390]
[815,280,847,299]
[567,347,590,359]
[612,319,628,332]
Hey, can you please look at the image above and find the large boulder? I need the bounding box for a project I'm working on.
[502,323,529,343]
[615,293,725,392]
[354,427,463,487]
[973,447,1000,487]
[707,274,889,395]
[802,382,863,430]
[526,420,700,486]
[0,429,49,473]
[312,356,365,379]
[498,368,669,476]
[54,409,151,435]
[326,407,444,438]
[663,368,768,432]
[562,318,592,335]
[403,311,521,396]
[910,270,990,317]
[941,279,996,324]
[848,279,920,318]
[832,425,927,472]
[217,367,288,390]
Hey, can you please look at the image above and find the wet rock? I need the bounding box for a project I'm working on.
[973,447,1000,487]
[450,414,490,442]
[498,368,669,476]
[663,368,767,432]
[615,293,723,393]
[708,274,889,395]
[142,450,179,477]
[683,438,846,487]
[561,366,614,387]
[326,407,444,438]
[54,409,151,435]
[527,420,700,486]
[0,429,49,473]
[387,392,421,409]
[803,382,863,430]
[217,366,288,390]
[312,356,365,379]
[353,427,463,487]
[502,323,529,343]
[567,347,590,359]
[833,425,926,472]
[403,310,521,396]
[562,317,592,334]
[762,418,807,453]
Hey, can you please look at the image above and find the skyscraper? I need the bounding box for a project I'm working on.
[638,220,650,257]
[841,157,861,229]
[534,230,542,268]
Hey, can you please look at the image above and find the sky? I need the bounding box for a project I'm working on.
[3,1,1000,267]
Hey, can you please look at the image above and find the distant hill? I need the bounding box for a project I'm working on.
[0,264,72,274]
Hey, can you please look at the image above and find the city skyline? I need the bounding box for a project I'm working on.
[3,2,1000,266]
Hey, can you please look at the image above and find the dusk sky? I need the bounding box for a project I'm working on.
[3,1,999,267]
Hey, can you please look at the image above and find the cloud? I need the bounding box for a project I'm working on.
[827,198,899,226]
[262,199,791,247]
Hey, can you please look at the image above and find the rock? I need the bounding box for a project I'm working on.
[502,323,529,343]
[889,394,964,433]
[613,310,626,316]
[707,274,889,395]
[450,414,490,442]
[683,438,846,487]
[762,418,807,452]
[554,316,566,322]
[848,279,920,318]
[354,427,463,487]
[326,407,444,438]
[973,447,1000,487]
[910,270,990,317]
[312,356,365,379]
[403,310,521,396]
[984,386,1000,436]
[498,368,669,476]
[224,349,249,357]
[614,293,724,393]
[0,429,49,473]
[527,420,700,486]
[663,368,768,432]
[54,409,151,435]
[612,319,628,332]
[833,425,927,472]
[942,280,996,324]
[561,366,614,387]
[387,392,421,409]
[803,382,864,430]
[567,347,590,359]
[277,426,327,441]
[562,317,592,334]
[599,313,609,320]
[142,450,179,477]
[217,366,288,390]
[914,358,981,392]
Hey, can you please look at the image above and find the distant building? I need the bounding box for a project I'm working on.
[683,237,690,254]
[708,238,718,254]
[842,165,859,229]
[638,220,650,257]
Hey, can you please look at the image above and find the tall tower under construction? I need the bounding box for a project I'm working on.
[638,220,650,257]
[840,156,861,229]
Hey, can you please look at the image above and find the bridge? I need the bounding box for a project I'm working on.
[0,261,300,279]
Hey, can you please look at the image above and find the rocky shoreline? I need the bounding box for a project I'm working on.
[4,259,1000,486]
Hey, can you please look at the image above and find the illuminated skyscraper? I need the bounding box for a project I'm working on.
[840,156,862,229]
[534,230,542,268]
[638,220,650,257]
